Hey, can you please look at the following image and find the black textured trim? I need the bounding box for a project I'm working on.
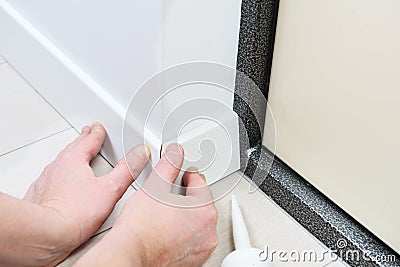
[245,146,400,267]
[234,0,280,148]
[236,0,280,98]
[234,0,400,266]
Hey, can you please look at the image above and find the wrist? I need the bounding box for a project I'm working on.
[24,204,79,266]
[74,226,147,267]
[0,194,78,266]
[109,226,147,266]
[40,205,81,252]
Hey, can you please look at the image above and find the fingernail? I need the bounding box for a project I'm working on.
[144,144,151,159]
[133,144,151,160]
[199,173,206,181]
[81,125,91,134]
[91,121,102,131]
[187,166,198,173]
[177,144,184,155]
[165,143,184,156]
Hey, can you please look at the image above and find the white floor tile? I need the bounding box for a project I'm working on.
[0,128,78,198]
[58,172,345,266]
[205,173,336,266]
[0,63,71,155]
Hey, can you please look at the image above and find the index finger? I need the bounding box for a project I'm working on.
[182,169,214,203]
[144,143,184,193]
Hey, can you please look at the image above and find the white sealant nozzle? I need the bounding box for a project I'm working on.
[221,195,273,267]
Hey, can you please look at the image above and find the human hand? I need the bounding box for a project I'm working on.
[74,144,218,267]
[23,122,150,264]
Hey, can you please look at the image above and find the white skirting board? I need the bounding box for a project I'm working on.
[0,0,241,232]
[0,0,241,235]
[0,0,163,165]
[0,1,163,233]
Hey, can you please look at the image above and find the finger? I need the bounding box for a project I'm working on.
[71,125,91,144]
[69,123,95,146]
[103,144,150,198]
[182,168,213,203]
[145,143,184,192]
[67,122,107,163]
[55,123,101,162]
[80,125,91,135]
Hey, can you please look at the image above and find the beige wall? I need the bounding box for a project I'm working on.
[263,0,400,252]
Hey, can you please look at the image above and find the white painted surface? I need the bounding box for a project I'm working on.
[0,62,117,249]
[161,1,242,182]
[264,0,400,252]
[0,64,137,233]
[4,0,163,110]
[0,0,161,165]
[162,0,242,101]
[164,113,240,185]
[0,0,242,182]
[0,61,346,265]
[162,0,242,126]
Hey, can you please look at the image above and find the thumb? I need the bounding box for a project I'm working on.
[102,144,151,199]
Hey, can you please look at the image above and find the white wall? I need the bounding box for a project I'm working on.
[264,0,400,253]
[0,0,242,179]
[162,0,242,139]
[160,0,242,182]
[5,0,163,109]
[4,0,242,121]
[0,0,242,234]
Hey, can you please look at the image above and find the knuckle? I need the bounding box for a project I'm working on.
[56,147,72,161]
[135,149,149,163]
[63,143,74,154]
[158,157,172,169]
[162,152,181,167]
[128,166,141,179]
[106,179,126,195]
[42,164,52,174]
[208,207,218,222]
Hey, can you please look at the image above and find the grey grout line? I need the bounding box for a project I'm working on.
[97,152,114,168]
[68,127,114,169]
[5,59,115,169]
[0,62,77,158]
[0,55,8,64]
[0,127,73,158]
[6,62,122,164]
[7,62,73,128]
[90,227,111,237]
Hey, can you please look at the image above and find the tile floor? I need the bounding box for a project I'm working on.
[0,55,348,266]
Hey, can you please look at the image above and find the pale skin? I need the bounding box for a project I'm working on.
[0,122,218,267]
